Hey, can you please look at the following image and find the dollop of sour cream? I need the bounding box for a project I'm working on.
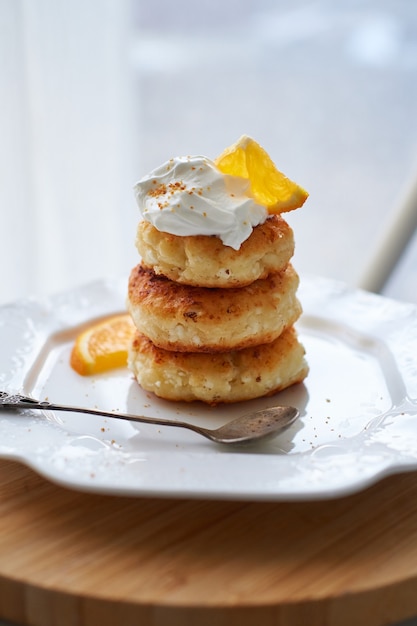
[134,156,268,250]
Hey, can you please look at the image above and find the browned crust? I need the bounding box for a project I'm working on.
[128,263,298,321]
[127,263,302,352]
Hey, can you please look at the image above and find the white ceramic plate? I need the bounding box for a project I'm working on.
[1,275,417,501]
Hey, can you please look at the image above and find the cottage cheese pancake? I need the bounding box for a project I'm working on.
[135,215,294,288]
[128,327,308,405]
[127,263,302,353]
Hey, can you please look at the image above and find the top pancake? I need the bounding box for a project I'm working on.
[135,215,294,288]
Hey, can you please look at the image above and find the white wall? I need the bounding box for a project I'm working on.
[0,0,138,305]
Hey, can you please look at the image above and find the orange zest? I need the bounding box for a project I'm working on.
[215,135,308,213]
[70,313,136,376]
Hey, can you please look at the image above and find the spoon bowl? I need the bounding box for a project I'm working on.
[0,392,298,445]
[201,406,299,444]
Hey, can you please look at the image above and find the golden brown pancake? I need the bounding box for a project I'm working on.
[127,263,302,353]
[128,327,308,405]
[135,215,294,288]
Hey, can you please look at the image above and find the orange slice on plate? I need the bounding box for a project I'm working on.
[215,135,308,213]
[70,313,136,376]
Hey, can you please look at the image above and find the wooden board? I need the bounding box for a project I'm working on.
[1,458,417,626]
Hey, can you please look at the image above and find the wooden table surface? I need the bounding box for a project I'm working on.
[1,459,417,626]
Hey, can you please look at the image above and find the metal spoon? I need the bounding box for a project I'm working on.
[0,391,298,445]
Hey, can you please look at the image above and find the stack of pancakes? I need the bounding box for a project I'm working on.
[126,214,308,405]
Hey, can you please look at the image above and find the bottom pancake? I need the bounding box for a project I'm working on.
[128,327,308,405]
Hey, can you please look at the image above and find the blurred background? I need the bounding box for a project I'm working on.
[1,0,417,306]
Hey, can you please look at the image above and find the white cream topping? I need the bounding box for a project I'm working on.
[133,155,268,249]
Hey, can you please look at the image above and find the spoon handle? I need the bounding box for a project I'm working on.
[0,392,208,437]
